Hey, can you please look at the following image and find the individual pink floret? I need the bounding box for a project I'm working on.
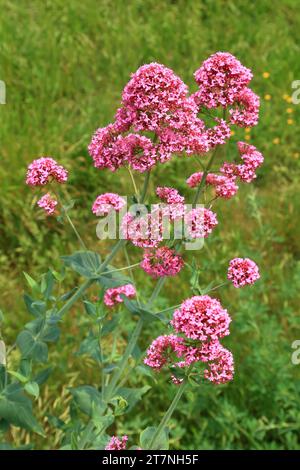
[92,193,126,216]
[227,257,260,288]
[141,247,184,278]
[104,284,136,308]
[171,295,231,342]
[193,52,253,108]
[105,435,128,450]
[26,157,68,186]
[37,193,58,216]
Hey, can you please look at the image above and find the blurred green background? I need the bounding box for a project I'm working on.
[1,0,300,449]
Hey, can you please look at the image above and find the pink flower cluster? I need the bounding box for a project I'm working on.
[193,52,253,108]
[121,211,163,248]
[104,284,136,308]
[227,257,260,288]
[221,142,264,183]
[37,193,58,216]
[144,334,186,370]
[145,295,234,385]
[171,295,231,341]
[88,53,260,174]
[26,157,68,186]
[187,172,238,200]
[185,208,218,239]
[121,62,189,132]
[229,88,260,128]
[141,246,184,278]
[105,435,128,450]
[92,193,125,216]
[156,186,185,220]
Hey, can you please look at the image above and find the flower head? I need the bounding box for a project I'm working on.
[171,295,231,341]
[227,257,260,288]
[141,247,184,278]
[92,193,125,216]
[203,343,234,384]
[193,52,253,108]
[37,193,58,215]
[229,88,260,127]
[122,62,189,132]
[88,125,126,172]
[105,435,128,450]
[144,334,186,370]
[185,208,218,239]
[104,284,136,308]
[121,211,163,248]
[26,157,68,186]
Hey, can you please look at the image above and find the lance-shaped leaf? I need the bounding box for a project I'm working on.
[140,426,169,450]
[0,384,44,436]
[61,251,102,279]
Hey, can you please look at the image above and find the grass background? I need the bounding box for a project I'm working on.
[1,0,300,449]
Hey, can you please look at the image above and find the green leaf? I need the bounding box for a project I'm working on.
[16,330,48,363]
[7,370,28,384]
[41,271,55,299]
[116,386,150,413]
[23,272,39,292]
[76,333,102,362]
[40,324,60,343]
[23,295,46,317]
[0,386,44,436]
[34,367,52,385]
[0,309,4,324]
[140,426,169,450]
[24,381,40,399]
[61,251,102,279]
[70,386,105,417]
[101,314,120,336]
[123,299,169,325]
[92,413,114,433]
[83,301,97,318]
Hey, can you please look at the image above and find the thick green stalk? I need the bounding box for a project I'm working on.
[103,316,143,401]
[149,380,188,449]
[104,277,167,401]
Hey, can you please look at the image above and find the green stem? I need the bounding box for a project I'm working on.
[78,420,95,449]
[206,280,230,294]
[139,170,151,203]
[104,262,140,276]
[146,277,166,307]
[103,316,144,401]
[52,186,87,251]
[58,278,94,318]
[149,378,189,449]
[192,147,219,207]
[64,211,87,251]
[104,277,166,400]
[127,166,139,200]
